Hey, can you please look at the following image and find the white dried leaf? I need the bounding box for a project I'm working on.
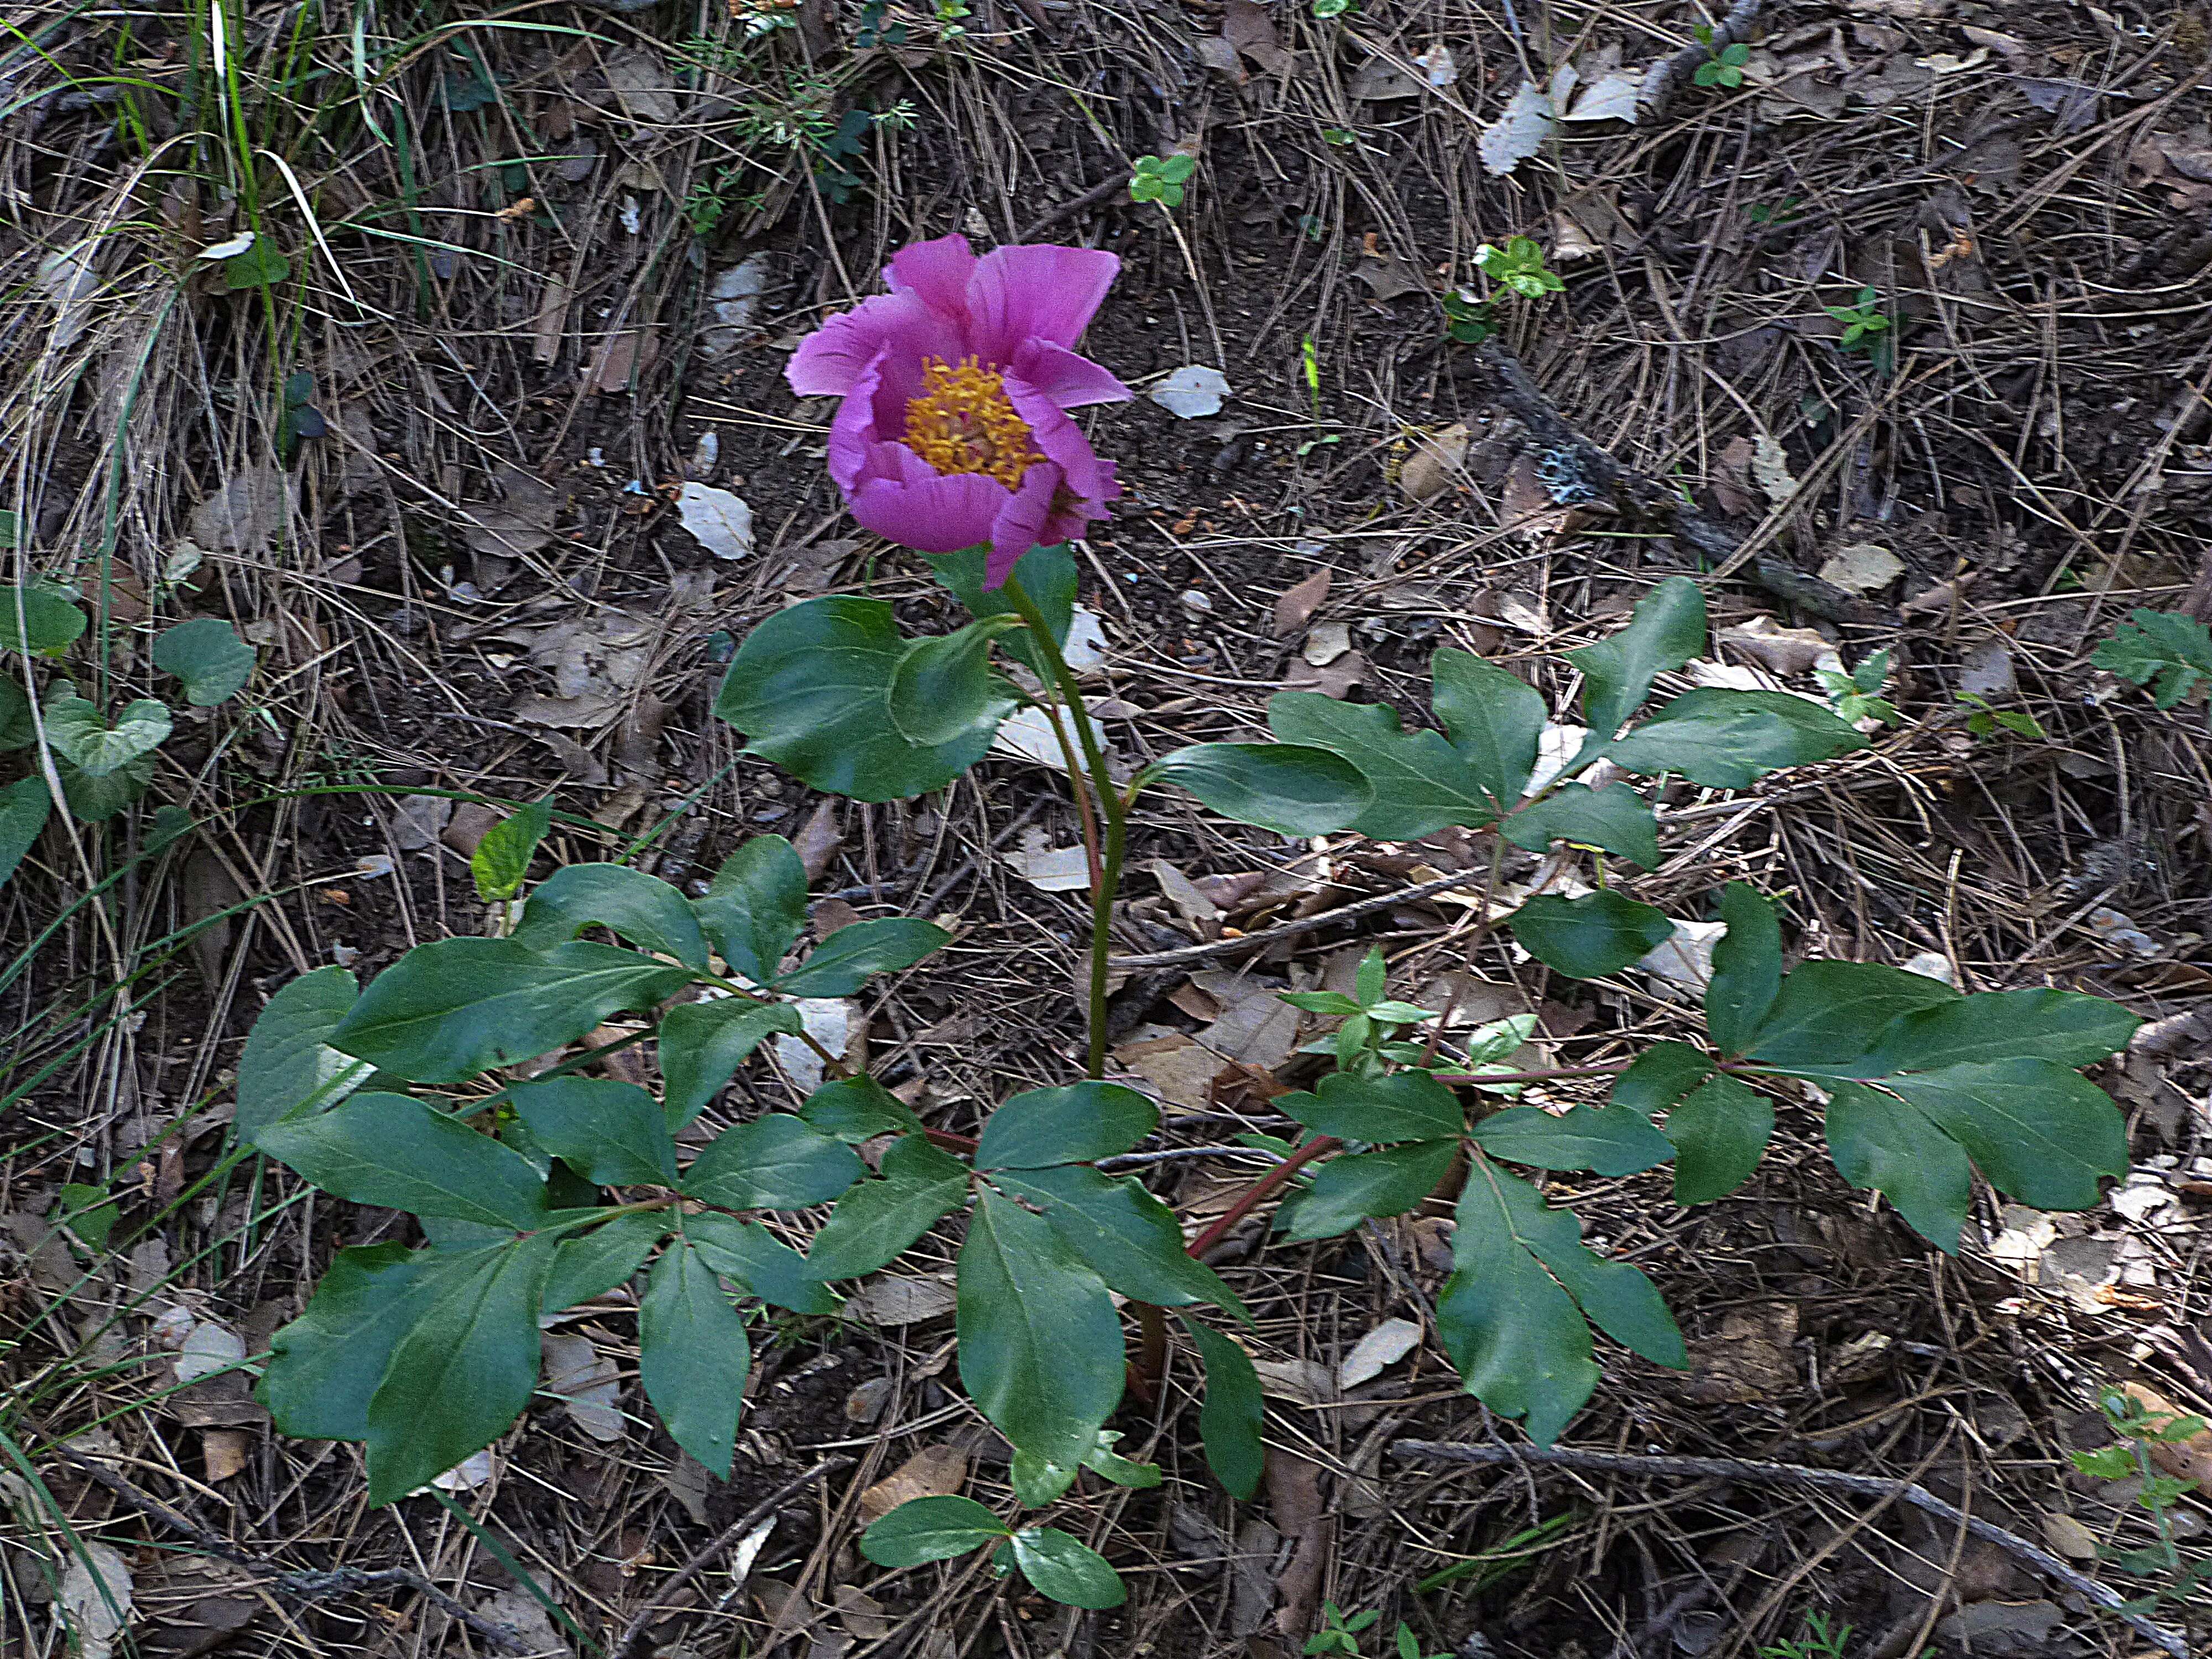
[1302,622,1352,666]
[1563,70,1642,123]
[40,244,100,351]
[700,252,774,356]
[1750,434,1797,504]
[173,1319,246,1384]
[676,483,755,561]
[774,998,851,1094]
[189,463,291,554]
[543,1332,625,1443]
[477,1590,565,1658]
[1062,607,1108,675]
[1338,1317,1422,1389]
[1413,44,1458,88]
[1251,1356,1335,1404]
[1399,421,1470,502]
[1478,79,1554,175]
[391,793,453,853]
[603,49,679,124]
[1959,637,2016,699]
[1635,919,1729,999]
[195,230,256,262]
[1006,828,1090,892]
[1149,364,1230,419]
[1816,542,1905,594]
[1900,951,1958,987]
[60,1542,133,1659]
[990,704,1107,768]
[1719,617,1841,679]
[844,1276,958,1326]
[1522,723,1589,796]
[430,1448,494,1492]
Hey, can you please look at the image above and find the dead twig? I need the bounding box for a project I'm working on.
[1106,863,1498,970]
[1390,1439,2189,1658]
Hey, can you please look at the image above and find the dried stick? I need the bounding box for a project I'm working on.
[1390,1439,2189,1658]
[1108,863,1499,970]
[612,1455,852,1657]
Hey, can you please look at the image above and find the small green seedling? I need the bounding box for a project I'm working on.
[1816,649,1899,727]
[1692,25,1751,88]
[1313,0,1356,17]
[1757,1612,1854,1659]
[1129,153,1196,208]
[1747,195,1803,226]
[2092,607,2212,708]
[1442,288,1496,343]
[1825,286,1891,352]
[1391,1623,1451,1659]
[2068,1388,2212,1609]
[1475,236,1564,300]
[1296,335,1339,455]
[1305,1602,1381,1656]
[1955,690,2043,740]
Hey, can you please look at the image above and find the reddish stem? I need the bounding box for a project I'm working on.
[925,1126,979,1154]
[1184,1135,1340,1259]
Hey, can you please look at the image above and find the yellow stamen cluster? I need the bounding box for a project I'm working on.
[903,357,1041,489]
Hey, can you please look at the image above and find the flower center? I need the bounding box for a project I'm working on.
[902,357,1041,489]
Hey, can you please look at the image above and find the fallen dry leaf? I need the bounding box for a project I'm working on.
[60,1542,134,1659]
[1400,422,1470,502]
[544,1331,625,1443]
[1687,1302,1798,1402]
[1719,617,1841,679]
[859,1443,971,1522]
[1750,434,1797,505]
[2123,1382,2212,1494]
[675,483,755,561]
[1338,1318,1422,1389]
[1272,569,1331,637]
[202,1428,251,1481]
[1006,828,1090,892]
[1818,541,1906,594]
[843,1275,958,1326]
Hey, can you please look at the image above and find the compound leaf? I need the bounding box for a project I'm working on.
[1472,1105,1674,1176]
[774,917,949,997]
[235,966,375,1142]
[1568,576,1705,738]
[1610,1041,1714,1118]
[800,1074,925,1143]
[805,1133,969,1279]
[1850,989,2138,1077]
[1501,783,1660,868]
[1888,1059,2126,1213]
[257,1243,425,1442]
[1744,961,1959,1072]
[684,1212,840,1314]
[927,543,1076,678]
[682,1114,862,1211]
[886,617,1023,747]
[1177,1314,1265,1499]
[1607,689,1865,789]
[1267,693,1496,838]
[257,1092,547,1231]
[1432,648,1547,806]
[510,1077,677,1186]
[1704,883,1782,1057]
[1009,1528,1125,1609]
[660,997,804,1129]
[861,1495,1009,1567]
[1663,1074,1773,1204]
[1279,1139,1455,1241]
[975,1081,1157,1170]
[1279,1068,1462,1142]
[993,1163,1245,1318]
[2091,608,2212,708]
[542,1213,666,1312]
[1824,1081,1972,1251]
[693,835,808,983]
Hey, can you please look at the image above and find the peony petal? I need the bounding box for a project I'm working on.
[966,244,1119,360]
[1010,340,1133,410]
[786,291,961,398]
[850,464,1008,554]
[883,234,978,320]
[1034,462,1118,550]
[1005,377,1118,507]
[986,462,1066,589]
[826,352,890,491]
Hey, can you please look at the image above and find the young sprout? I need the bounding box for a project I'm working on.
[1474,236,1564,299]
[1129,153,1196,208]
[1824,285,1891,352]
[1692,24,1751,88]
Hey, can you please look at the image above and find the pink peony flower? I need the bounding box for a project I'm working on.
[786,234,1130,587]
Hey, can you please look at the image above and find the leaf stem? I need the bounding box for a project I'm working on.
[1185,1134,1340,1259]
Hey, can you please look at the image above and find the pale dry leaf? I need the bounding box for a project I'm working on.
[1062,607,1108,675]
[1478,79,1554,175]
[1817,542,1905,594]
[60,1542,134,1659]
[1636,920,1728,999]
[1551,208,1603,262]
[1272,570,1331,637]
[1399,421,1470,502]
[1749,434,1797,505]
[773,998,852,1093]
[843,1276,958,1326]
[1959,637,2016,699]
[1719,617,1841,679]
[1686,1302,1798,1402]
[1222,0,1290,75]
[543,1332,625,1443]
[431,1448,494,1492]
[603,49,679,124]
[659,1455,714,1525]
[390,794,453,853]
[1151,860,1221,928]
[1413,44,1458,88]
[1523,723,1590,795]
[1193,971,1301,1072]
[1006,828,1090,893]
[1338,1317,1422,1389]
[189,464,291,554]
[1113,1029,1222,1113]
[1900,951,1959,987]
[1252,1355,1335,1405]
[792,800,843,880]
[174,1319,247,1385]
[201,1430,251,1482]
[2038,1512,2098,1561]
[1563,70,1642,123]
[1349,57,1423,101]
[700,252,774,357]
[991,704,1107,768]
[477,1589,565,1659]
[835,1586,893,1641]
[675,483,755,561]
[41,244,101,351]
[1302,621,1352,666]
[858,1443,969,1522]
[1282,650,1368,698]
[1149,364,1230,419]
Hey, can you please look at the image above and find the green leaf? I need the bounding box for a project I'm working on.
[1083,1433,1162,1489]
[800,1074,925,1142]
[236,966,376,1142]
[1432,649,1547,806]
[1567,576,1705,738]
[639,1239,752,1478]
[223,238,291,289]
[1,585,87,655]
[957,1187,1124,1467]
[1704,883,1782,1056]
[257,1092,549,1230]
[2091,608,2212,708]
[55,1183,118,1250]
[1010,1450,1079,1509]
[860,1495,1010,1567]
[684,1212,840,1314]
[886,617,1024,747]
[542,1213,665,1311]
[715,596,1007,802]
[1610,1041,1713,1118]
[805,1133,969,1279]
[1606,690,1866,789]
[1177,1314,1266,1499]
[0,775,51,891]
[682,1113,863,1210]
[363,1233,557,1504]
[470,801,550,902]
[1507,891,1674,979]
[1663,1074,1773,1204]
[1279,1068,1462,1142]
[693,835,807,983]
[1848,989,2139,1077]
[510,1077,677,1186]
[1010,1528,1126,1609]
[659,997,804,1129]
[1472,1105,1674,1176]
[55,750,152,822]
[41,692,171,776]
[1825,1081,1971,1251]
[774,917,950,997]
[927,544,1076,679]
[1267,693,1496,838]
[975,1081,1157,1170]
[1151,742,1373,836]
[1745,961,1959,1071]
[1279,1139,1455,1241]
[1501,784,1660,868]
[0,675,33,749]
[257,1244,426,1441]
[151,617,254,706]
[510,863,709,969]
[992,1164,1246,1318]
[1888,1059,2127,1211]
[330,938,693,1085]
